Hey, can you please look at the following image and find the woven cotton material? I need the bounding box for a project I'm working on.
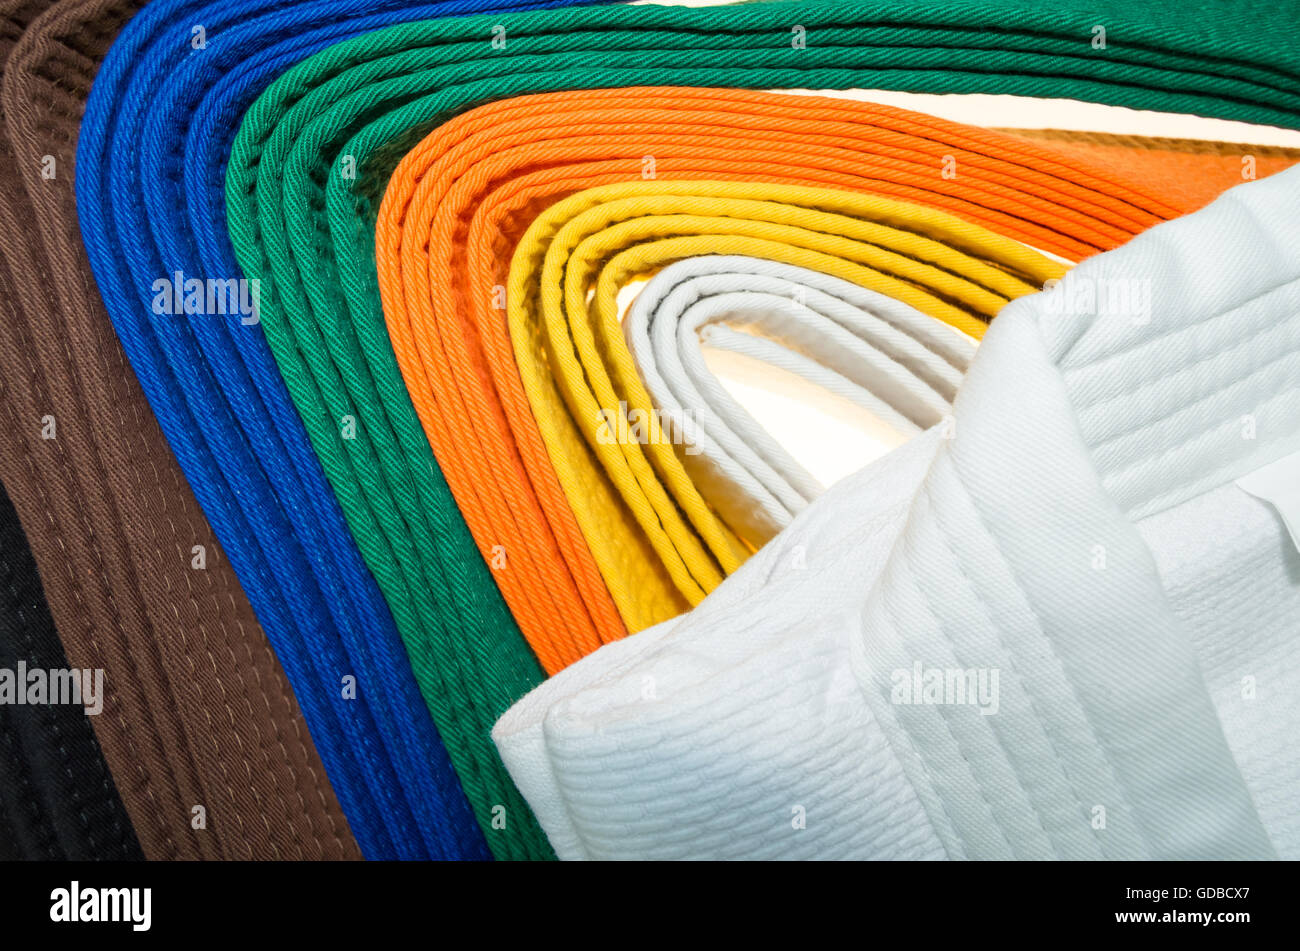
[245,78,1254,680]
[0,0,360,860]
[982,127,1300,210]
[622,255,978,544]
[494,165,1300,861]
[0,478,143,861]
[73,0,611,861]
[506,181,1067,617]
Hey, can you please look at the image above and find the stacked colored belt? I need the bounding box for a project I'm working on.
[0,0,359,860]
[494,164,1300,860]
[73,0,616,861]
[228,0,1300,675]
[362,85,1257,649]
[0,0,1292,864]
[219,2,1300,851]
[505,180,1067,616]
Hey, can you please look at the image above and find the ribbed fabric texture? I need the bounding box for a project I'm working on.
[75,0,613,861]
[0,478,143,862]
[506,180,1067,615]
[367,84,1266,651]
[226,0,1300,675]
[621,255,979,544]
[1,0,361,860]
[0,0,1290,862]
[494,166,1300,860]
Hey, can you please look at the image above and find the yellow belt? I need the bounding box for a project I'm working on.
[508,181,1068,622]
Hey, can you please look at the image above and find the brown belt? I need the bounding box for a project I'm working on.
[0,0,359,860]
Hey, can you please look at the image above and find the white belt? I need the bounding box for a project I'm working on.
[624,255,976,543]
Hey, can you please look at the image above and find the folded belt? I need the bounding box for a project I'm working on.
[365,86,1261,662]
[1,0,360,859]
[76,0,613,860]
[509,180,1066,614]
[622,254,978,544]
[229,0,1300,654]
[492,167,1300,861]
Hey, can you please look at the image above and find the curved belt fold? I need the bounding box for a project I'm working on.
[623,255,978,544]
[1,0,359,860]
[508,180,1066,613]
[76,0,613,862]
[364,86,1268,657]
[493,167,1300,861]
[223,0,1300,749]
[230,1,1300,667]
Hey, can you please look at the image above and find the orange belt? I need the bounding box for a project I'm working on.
[376,85,1297,670]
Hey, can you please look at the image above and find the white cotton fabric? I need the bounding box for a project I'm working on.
[623,256,976,543]
[495,166,1300,860]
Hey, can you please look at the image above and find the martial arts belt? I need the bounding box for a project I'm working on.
[622,255,978,544]
[494,165,1300,862]
[221,0,1300,830]
[73,0,619,862]
[76,0,1300,857]
[0,0,360,860]
[507,180,1066,619]
[6,0,1296,861]
[364,84,1289,647]
[0,478,142,861]
[231,0,1300,670]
